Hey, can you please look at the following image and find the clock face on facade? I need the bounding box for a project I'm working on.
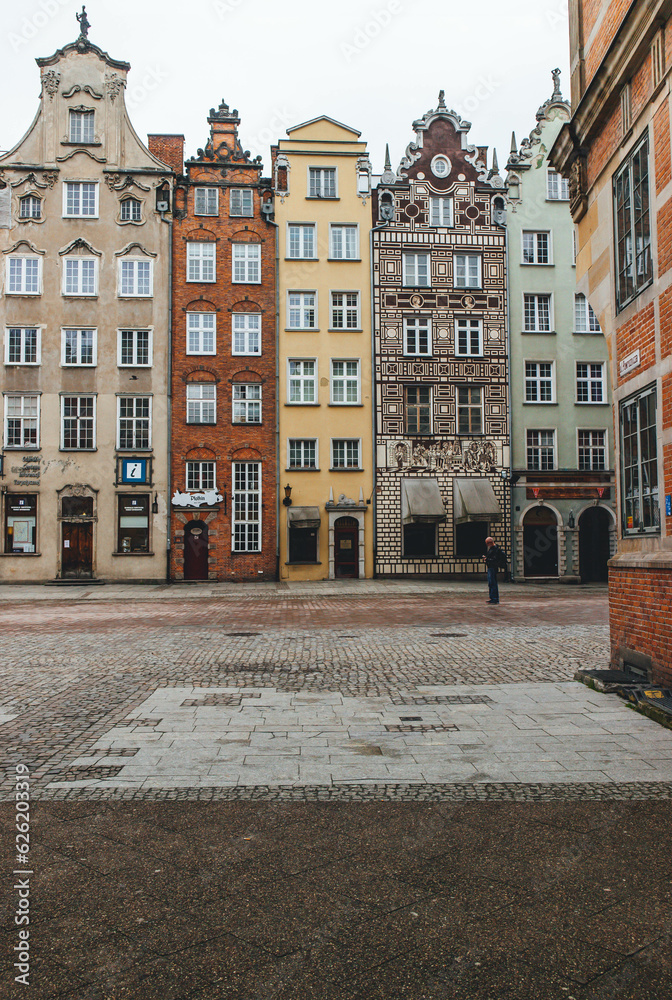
[431,155,451,178]
[121,459,147,483]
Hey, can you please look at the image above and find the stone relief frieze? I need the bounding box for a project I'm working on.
[105,73,124,102]
[41,70,61,100]
[386,438,499,473]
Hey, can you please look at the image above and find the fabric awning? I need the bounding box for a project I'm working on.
[453,478,502,524]
[401,479,446,524]
[288,506,321,529]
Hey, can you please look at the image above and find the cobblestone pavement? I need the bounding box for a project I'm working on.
[0,582,670,801]
[3,584,672,999]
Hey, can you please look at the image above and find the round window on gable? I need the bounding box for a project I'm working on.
[120,197,142,222]
[430,155,451,179]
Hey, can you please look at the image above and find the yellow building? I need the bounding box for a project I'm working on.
[273,117,373,579]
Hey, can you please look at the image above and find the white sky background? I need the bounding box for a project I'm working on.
[1,0,570,173]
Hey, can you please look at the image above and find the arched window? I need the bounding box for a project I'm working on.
[19,195,41,220]
[120,197,142,222]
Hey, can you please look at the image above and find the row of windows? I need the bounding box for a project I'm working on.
[5,257,154,297]
[185,242,260,283]
[3,395,153,451]
[5,328,153,367]
[523,361,607,404]
[525,429,607,472]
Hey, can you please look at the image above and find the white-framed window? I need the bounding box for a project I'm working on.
[574,293,601,333]
[308,167,336,198]
[69,109,94,143]
[4,394,39,448]
[232,313,261,355]
[61,395,96,450]
[330,225,358,259]
[287,224,316,259]
[186,383,216,424]
[454,254,481,288]
[527,429,556,471]
[194,187,219,216]
[331,359,360,404]
[186,312,216,355]
[406,386,432,435]
[288,438,317,469]
[19,195,41,220]
[7,257,41,295]
[457,386,483,434]
[331,438,360,469]
[621,387,658,532]
[63,181,98,218]
[232,461,261,552]
[62,328,96,367]
[63,258,97,296]
[614,136,652,311]
[288,359,316,404]
[232,243,261,283]
[232,384,261,424]
[118,259,152,297]
[120,198,142,222]
[186,461,216,491]
[403,253,430,287]
[187,242,215,283]
[522,231,551,265]
[288,291,316,330]
[118,329,152,367]
[5,327,40,365]
[547,168,569,200]
[525,361,555,403]
[230,189,253,217]
[576,362,605,403]
[523,293,552,332]
[430,197,453,226]
[117,396,151,450]
[403,316,431,356]
[331,292,359,330]
[455,317,482,357]
[578,430,607,471]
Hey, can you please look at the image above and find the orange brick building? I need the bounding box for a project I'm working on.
[552,2,672,683]
[149,102,276,581]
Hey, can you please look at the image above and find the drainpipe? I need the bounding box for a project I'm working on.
[501,206,514,581]
[160,203,172,583]
[268,206,280,582]
[369,217,389,578]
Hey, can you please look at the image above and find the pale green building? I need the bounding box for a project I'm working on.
[505,73,615,583]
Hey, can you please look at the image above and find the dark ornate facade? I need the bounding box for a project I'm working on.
[372,96,509,576]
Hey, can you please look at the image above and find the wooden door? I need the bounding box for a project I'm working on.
[184,521,209,580]
[62,522,93,578]
[334,517,359,578]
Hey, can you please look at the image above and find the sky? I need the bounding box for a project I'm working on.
[0,0,571,174]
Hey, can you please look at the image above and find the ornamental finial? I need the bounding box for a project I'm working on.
[76,5,90,38]
[551,67,562,99]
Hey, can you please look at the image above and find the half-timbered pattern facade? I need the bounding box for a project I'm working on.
[150,102,276,581]
[372,95,509,576]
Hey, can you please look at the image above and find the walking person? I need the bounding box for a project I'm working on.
[483,536,506,605]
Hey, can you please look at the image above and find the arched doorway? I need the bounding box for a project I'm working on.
[579,506,610,582]
[523,506,558,577]
[334,516,359,578]
[183,521,209,580]
[59,488,96,579]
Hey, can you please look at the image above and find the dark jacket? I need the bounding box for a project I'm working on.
[485,544,506,570]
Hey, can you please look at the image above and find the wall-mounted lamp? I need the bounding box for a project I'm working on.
[152,493,159,514]
[568,509,575,528]
[282,484,292,507]
[500,470,521,486]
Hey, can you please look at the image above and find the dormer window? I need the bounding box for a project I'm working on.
[19,195,41,220]
[69,110,95,144]
[120,198,142,222]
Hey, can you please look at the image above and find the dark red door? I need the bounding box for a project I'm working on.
[334,516,359,578]
[184,521,209,580]
[62,522,93,578]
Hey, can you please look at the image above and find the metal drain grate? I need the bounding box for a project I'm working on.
[396,695,494,706]
[399,716,423,721]
[386,723,459,733]
[226,632,260,637]
[430,633,467,638]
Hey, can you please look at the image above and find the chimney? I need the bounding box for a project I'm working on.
[147,134,185,174]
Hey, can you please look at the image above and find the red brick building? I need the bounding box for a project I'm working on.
[552,2,672,683]
[149,101,276,581]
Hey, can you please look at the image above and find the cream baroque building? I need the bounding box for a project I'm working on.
[272,118,374,579]
[0,20,173,582]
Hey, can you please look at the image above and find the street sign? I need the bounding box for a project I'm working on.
[666,494,672,517]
